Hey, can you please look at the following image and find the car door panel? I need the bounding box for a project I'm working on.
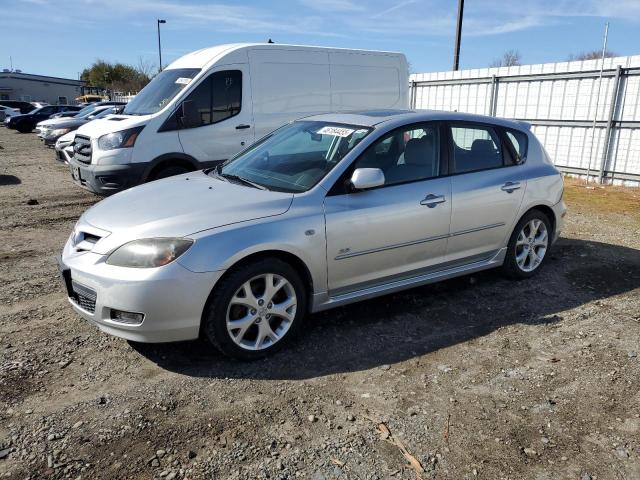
[324,177,451,295]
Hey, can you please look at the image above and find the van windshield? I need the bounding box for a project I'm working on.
[123,68,201,116]
[214,121,371,193]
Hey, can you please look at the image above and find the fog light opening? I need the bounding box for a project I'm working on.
[110,309,144,325]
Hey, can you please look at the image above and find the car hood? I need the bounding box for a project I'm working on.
[43,118,87,130]
[57,131,76,144]
[81,170,294,255]
[75,114,151,138]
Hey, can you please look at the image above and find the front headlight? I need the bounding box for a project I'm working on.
[98,126,144,151]
[106,238,193,268]
[51,128,71,137]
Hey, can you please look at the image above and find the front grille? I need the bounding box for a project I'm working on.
[71,281,97,313]
[73,135,92,164]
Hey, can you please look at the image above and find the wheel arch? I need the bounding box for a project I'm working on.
[218,249,314,306]
[141,153,201,182]
[516,204,556,239]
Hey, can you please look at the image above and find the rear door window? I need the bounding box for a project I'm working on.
[450,124,503,174]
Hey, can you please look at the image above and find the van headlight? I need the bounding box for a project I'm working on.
[98,126,144,151]
[106,238,193,268]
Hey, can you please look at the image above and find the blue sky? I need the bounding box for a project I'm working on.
[1,0,640,79]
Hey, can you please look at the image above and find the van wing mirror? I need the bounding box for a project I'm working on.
[179,100,200,129]
[350,168,385,190]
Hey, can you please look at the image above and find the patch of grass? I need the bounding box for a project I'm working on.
[563,177,640,221]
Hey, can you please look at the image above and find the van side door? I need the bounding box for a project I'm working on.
[178,65,254,166]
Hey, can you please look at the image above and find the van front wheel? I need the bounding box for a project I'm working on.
[148,165,190,181]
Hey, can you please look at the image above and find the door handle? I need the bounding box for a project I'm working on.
[420,193,446,208]
[235,124,251,130]
[501,181,521,193]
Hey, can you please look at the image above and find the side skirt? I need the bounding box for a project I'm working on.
[310,248,507,313]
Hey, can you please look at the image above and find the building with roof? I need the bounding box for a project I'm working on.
[0,71,85,105]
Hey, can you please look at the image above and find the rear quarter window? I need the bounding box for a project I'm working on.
[505,129,528,163]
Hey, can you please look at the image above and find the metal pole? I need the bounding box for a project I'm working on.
[453,0,464,71]
[410,80,416,109]
[488,75,498,116]
[598,65,622,183]
[157,19,166,73]
[585,22,609,184]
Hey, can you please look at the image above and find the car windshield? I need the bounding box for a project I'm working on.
[93,107,116,119]
[123,68,201,116]
[216,121,371,193]
[74,105,98,117]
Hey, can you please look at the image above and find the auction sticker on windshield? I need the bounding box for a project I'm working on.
[175,78,193,85]
[317,126,355,137]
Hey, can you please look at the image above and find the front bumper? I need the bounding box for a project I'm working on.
[68,157,146,194]
[60,237,224,343]
[43,135,61,146]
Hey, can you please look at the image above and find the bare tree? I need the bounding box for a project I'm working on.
[136,56,157,81]
[490,50,522,68]
[568,50,618,61]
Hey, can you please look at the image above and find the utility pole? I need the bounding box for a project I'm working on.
[453,0,464,70]
[157,19,166,73]
[585,22,609,185]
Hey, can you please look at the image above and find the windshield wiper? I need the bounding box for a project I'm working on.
[213,166,267,190]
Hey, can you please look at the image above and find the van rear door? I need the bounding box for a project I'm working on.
[178,64,254,166]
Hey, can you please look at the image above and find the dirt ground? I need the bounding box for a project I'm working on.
[0,126,639,480]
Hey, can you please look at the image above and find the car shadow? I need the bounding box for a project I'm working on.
[0,175,21,186]
[130,238,640,380]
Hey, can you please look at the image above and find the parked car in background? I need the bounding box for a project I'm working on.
[0,105,20,123]
[0,100,38,114]
[69,43,408,194]
[7,105,81,132]
[39,105,121,146]
[38,101,126,133]
[55,130,76,164]
[30,102,50,109]
[50,110,81,119]
[59,109,566,359]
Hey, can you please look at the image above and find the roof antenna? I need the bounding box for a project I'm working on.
[267,38,274,44]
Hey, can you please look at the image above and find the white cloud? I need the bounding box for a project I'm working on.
[298,0,365,12]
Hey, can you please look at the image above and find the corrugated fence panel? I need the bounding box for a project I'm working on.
[411,55,640,184]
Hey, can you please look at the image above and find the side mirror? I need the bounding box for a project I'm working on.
[350,168,385,191]
[179,100,200,129]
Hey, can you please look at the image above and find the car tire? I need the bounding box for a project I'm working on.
[149,165,190,181]
[17,121,32,133]
[502,209,552,279]
[202,258,307,360]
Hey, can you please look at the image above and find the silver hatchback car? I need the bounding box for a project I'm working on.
[60,110,566,359]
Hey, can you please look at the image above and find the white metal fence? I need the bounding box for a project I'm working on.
[112,92,136,103]
[410,55,640,185]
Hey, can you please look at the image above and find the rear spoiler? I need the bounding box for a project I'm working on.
[515,120,532,130]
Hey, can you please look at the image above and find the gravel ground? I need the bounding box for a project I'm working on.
[0,127,639,480]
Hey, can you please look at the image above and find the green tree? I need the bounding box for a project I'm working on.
[81,59,152,93]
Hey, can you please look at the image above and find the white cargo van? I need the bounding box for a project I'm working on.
[69,43,409,194]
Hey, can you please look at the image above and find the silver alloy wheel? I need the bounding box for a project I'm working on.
[515,219,548,272]
[226,273,297,351]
